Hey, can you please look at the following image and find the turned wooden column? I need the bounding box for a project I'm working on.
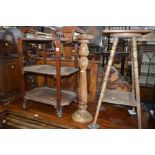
[72,34,93,123]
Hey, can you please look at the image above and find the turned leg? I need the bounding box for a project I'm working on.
[88,37,119,129]
[132,37,142,129]
[128,43,136,115]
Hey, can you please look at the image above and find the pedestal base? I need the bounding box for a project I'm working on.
[72,110,93,123]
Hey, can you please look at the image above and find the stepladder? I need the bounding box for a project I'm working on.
[88,29,152,129]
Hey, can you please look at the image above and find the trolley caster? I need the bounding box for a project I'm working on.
[57,107,62,118]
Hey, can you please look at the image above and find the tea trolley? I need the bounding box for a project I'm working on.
[18,38,79,117]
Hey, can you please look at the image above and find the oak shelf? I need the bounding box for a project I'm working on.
[25,87,77,107]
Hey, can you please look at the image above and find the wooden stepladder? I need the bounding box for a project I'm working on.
[89,29,152,129]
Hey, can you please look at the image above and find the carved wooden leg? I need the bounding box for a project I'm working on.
[132,37,142,129]
[89,37,119,129]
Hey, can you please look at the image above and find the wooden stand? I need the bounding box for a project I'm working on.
[18,38,78,117]
[89,30,152,129]
[72,34,93,123]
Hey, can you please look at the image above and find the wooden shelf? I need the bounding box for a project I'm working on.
[25,87,77,107]
[23,65,79,76]
[102,89,136,106]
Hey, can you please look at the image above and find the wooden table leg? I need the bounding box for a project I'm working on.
[88,37,119,128]
[55,41,62,117]
[132,37,142,129]
[128,43,136,115]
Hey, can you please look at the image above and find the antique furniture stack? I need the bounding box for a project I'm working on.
[89,29,152,129]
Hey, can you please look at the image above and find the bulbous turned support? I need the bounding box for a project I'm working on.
[72,34,93,123]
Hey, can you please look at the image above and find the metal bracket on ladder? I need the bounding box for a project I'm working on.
[128,107,137,115]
